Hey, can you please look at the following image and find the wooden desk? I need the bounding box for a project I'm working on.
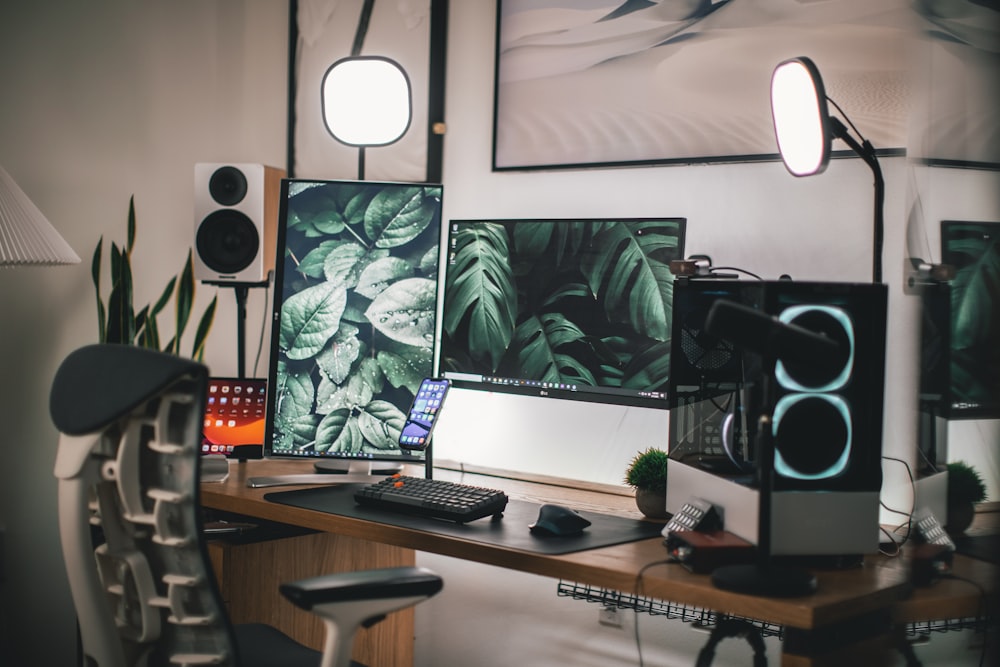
[201,459,995,667]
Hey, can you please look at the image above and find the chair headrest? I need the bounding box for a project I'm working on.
[50,344,207,435]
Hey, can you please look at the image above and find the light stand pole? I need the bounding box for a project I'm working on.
[703,299,832,597]
[710,372,817,597]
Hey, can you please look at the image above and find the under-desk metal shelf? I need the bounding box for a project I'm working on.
[558,580,995,644]
[556,580,785,639]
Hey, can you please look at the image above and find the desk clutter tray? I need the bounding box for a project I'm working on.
[265,483,663,555]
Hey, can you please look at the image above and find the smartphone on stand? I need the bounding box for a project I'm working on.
[399,378,450,451]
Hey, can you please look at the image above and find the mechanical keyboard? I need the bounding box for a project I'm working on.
[354,475,508,523]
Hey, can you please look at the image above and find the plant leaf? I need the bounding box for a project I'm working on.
[173,251,196,355]
[281,413,322,451]
[108,246,137,344]
[364,277,436,348]
[191,295,217,361]
[277,367,317,422]
[317,357,382,414]
[509,312,596,385]
[357,399,406,449]
[442,222,517,371]
[377,347,432,395]
[355,256,414,300]
[315,408,351,453]
[92,237,106,343]
[315,323,362,385]
[279,281,348,360]
[364,185,439,249]
[126,195,136,256]
[579,220,680,342]
[297,239,341,279]
[323,241,370,288]
[151,277,177,317]
[135,305,157,350]
[622,341,672,389]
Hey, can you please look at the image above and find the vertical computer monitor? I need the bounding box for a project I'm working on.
[438,217,686,409]
[264,179,443,472]
[940,220,1000,419]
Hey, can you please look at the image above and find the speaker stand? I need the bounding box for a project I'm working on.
[210,277,268,379]
[207,278,268,464]
[234,284,249,379]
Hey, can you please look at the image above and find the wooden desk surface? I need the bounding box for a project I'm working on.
[200,458,985,634]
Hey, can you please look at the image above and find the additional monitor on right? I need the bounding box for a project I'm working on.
[438,217,686,409]
[939,220,1000,419]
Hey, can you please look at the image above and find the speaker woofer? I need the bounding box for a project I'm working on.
[208,165,249,206]
[196,210,260,274]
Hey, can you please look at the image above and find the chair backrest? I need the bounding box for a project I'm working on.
[52,344,237,666]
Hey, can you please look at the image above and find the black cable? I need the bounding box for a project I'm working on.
[633,559,674,667]
[916,442,941,474]
[827,96,866,142]
[351,0,375,56]
[709,266,764,281]
[881,455,917,552]
[252,274,273,378]
[939,574,991,667]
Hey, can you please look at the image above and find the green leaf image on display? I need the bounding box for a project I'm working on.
[270,181,442,458]
[944,222,1000,409]
[440,219,682,393]
[280,282,348,360]
[365,277,437,347]
[441,222,517,371]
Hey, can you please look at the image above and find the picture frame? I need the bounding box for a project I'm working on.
[491,0,915,171]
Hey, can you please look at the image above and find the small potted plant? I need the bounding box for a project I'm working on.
[625,447,670,519]
[946,461,987,534]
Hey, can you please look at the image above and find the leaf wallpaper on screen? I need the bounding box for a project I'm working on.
[272,182,442,456]
[441,219,682,392]
[945,222,1000,411]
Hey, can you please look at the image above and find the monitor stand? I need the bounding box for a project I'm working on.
[313,459,402,475]
[245,458,397,489]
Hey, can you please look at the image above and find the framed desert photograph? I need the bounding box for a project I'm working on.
[492,0,915,171]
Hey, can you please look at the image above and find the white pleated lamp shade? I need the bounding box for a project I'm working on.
[0,165,80,268]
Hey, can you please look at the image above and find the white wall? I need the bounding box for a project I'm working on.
[0,1,995,666]
[0,2,287,664]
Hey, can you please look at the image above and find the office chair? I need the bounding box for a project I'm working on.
[51,344,442,667]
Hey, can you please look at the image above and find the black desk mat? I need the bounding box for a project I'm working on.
[264,484,664,555]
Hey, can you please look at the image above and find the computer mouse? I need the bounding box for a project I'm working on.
[529,504,592,537]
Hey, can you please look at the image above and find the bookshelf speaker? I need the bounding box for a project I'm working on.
[194,163,284,284]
